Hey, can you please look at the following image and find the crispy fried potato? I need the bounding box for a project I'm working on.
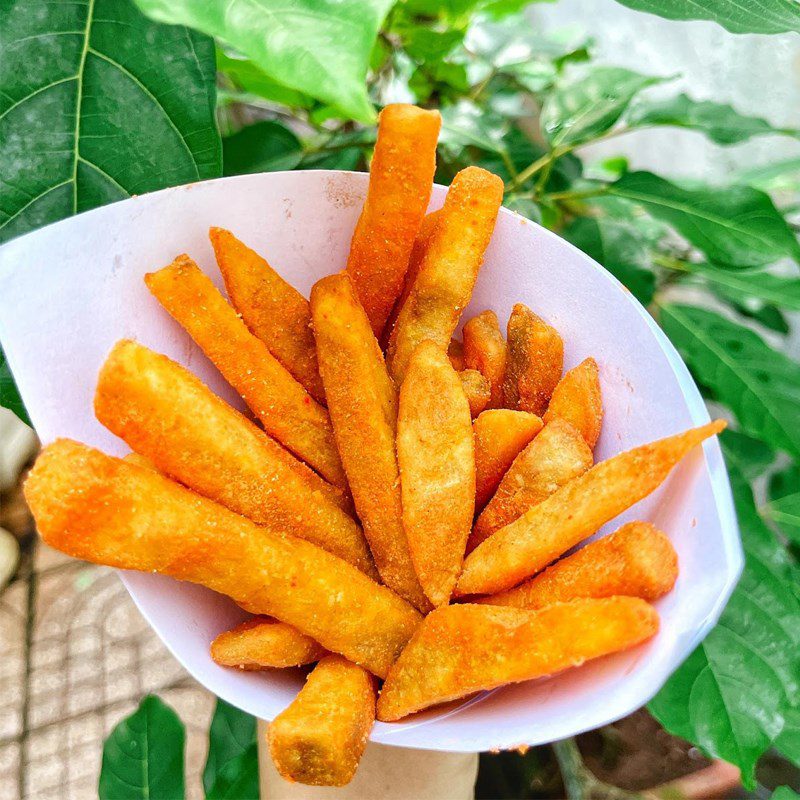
[269,655,376,787]
[25,441,420,677]
[95,341,375,577]
[347,104,441,337]
[447,337,465,371]
[459,369,491,418]
[377,598,659,721]
[211,617,327,669]
[503,304,563,415]
[398,342,475,607]
[457,420,725,596]
[473,410,543,511]
[463,310,508,408]
[209,227,325,403]
[145,256,346,488]
[311,273,430,612]
[387,167,504,383]
[543,358,603,449]
[469,417,592,552]
[480,522,678,609]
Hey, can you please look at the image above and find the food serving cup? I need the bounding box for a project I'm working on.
[0,170,742,752]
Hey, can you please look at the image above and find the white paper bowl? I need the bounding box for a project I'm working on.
[0,171,742,752]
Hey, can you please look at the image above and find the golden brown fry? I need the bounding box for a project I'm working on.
[25,441,421,678]
[95,341,375,577]
[269,655,376,787]
[209,227,325,403]
[311,273,430,612]
[457,420,725,596]
[377,599,659,721]
[387,167,504,383]
[473,410,543,511]
[459,369,491,418]
[211,617,327,669]
[469,417,592,552]
[543,358,603,449]
[447,337,465,371]
[145,256,346,488]
[503,304,563,415]
[479,522,678,609]
[347,104,441,337]
[398,342,475,607]
[463,310,508,408]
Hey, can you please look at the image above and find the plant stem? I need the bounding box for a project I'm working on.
[546,186,609,203]
[553,739,589,800]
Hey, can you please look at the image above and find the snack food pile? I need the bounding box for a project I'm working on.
[23,103,724,787]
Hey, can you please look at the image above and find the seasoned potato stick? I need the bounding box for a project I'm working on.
[503,304,563,415]
[269,655,376,787]
[473,410,543,511]
[388,167,504,382]
[398,342,475,607]
[459,369,491,418]
[377,599,659,721]
[470,417,592,551]
[457,420,725,595]
[211,617,327,669]
[95,341,374,577]
[480,522,678,609]
[210,227,324,403]
[311,274,430,612]
[347,104,441,337]
[448,337,465,371]
[463,310,508,408]
[145,256,346,488]
[543,358,603,449]
[25,441,421,677]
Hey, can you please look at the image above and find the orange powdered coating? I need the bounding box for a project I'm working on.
[469,417,592,552]
[211,617,327,669]
[346,104,441,337]
[387,167,504,383]
[480,521,678,609]
[448,337,465,371]
[503,304,563,415]
[398,342,475,607]
[473,409,543,512]
[209,227,325,403]
[24,441,421,678]
[463,310,508,409]
[456,420,725,596]
[269,655,376,787]
[459,369,492,418]
[95,341,374,577]
[377,598,659,721]
[543,357,603,449]
[311,273,430,613]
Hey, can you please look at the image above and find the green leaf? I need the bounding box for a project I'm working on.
[608,172,800,268]
[204,699,259,800]
[661,305,800,459]
[216,50,312,108]
[134,0,394,123]
[737,157,800,194]
[691,265,800,312]
[765,463,800,545]
[223,121,303,176]
[773,788,800,800]
[99,695,185,800]
[0,0,221,245]
[719,429,774,481]
[774,707,800,769]
[0,345,30,426]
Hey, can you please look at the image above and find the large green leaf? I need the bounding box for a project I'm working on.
[223,121,303,176]
[773,789,800,800]
[203,699,259,800]
[691,265,800,311]
[719,429,774,481]
[661,305,800,459]
[765,463,800,545]
[99,695,185,799]
[134,0,395,123]
[0,345,30,426]
[216,50,312,109]
[609,172,800,269]
[775,707,800,769]
[0,0,221,246]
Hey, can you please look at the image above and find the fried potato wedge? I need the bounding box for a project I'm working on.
[459,369,491,418]
[145,256,346,488]
[25,441,421,677]
[463,310,508,408]
[398,342,475,607]
[457,420,725,596]
[211,617,327,669]
[469,417,592,552]
[269,655,376,787]
[543,357,603,449]
[377,599,659,721]
[480,521,678,609]
[95,341,374,576]
[311,273,430,612]
[347,104,441,337]
[473,410,543,511]
[503,304,563,415]
[209,227,325,403]
[448,337,465,371]
[387,167,504,383]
